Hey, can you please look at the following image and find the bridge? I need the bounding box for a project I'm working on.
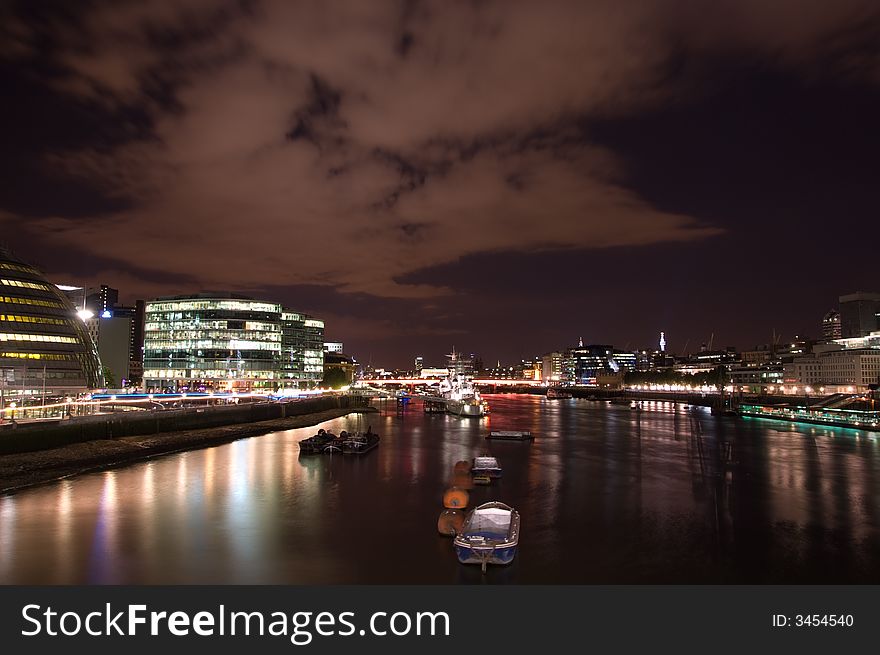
[358,378,544,387]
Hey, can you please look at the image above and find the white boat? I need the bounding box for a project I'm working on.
[453,501,520,572]
[546,387,572,399]
[472,455,502,478]
[487,430,533,441]
[438,350,485,418]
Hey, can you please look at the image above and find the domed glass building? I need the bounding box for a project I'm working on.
[0,245,103,403]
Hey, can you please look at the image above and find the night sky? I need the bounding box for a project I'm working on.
[2,1,879,368]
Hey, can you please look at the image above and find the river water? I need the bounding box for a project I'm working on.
[1,395,878,584]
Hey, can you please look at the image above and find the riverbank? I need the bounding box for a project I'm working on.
[0,406,377,495]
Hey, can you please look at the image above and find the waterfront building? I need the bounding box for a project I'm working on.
[324,342,343,353]
[280,311,325,387]
[839,292,880,338]
[610,349,637,373]
[86,314,132,387]
[821,310,842,341]
[414,355,424,374]
[635,349,674,371]
[564,344,615,385]
[520,357,542,380]
[0,245,103,403]
[784,343,880,391]
[741,346,773,366]
[541,351,565,383]
[112,300,146,384]
[834,331,880,351]
[143,293,282,392]
[728,364,785,392]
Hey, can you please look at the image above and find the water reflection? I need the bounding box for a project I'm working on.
[0,396,878,584]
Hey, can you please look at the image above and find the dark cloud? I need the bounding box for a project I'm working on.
[1,0,879,365]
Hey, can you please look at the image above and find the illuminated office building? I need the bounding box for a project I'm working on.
[143,293,282,391]
[564,344,615,385]
[280,311,325,386]
[0,245,103,401]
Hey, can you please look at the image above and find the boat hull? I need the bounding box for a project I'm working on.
[453,502,520,570]
[447,399,484,417]
[455,543,517,566]
[472,467,502,478]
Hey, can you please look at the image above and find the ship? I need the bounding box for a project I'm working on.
[438,348,486,418]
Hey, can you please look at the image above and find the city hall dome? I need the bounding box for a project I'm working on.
[0,244,103,400]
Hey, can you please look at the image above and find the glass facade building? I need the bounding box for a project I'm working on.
[280,311,325,386]
[143,294,325,391]
[143,294,283,391]
[564,345,615,385]
[0,245,103,401]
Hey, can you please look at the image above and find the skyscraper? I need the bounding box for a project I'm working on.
[839,292,880,338]
[821,310,842,341]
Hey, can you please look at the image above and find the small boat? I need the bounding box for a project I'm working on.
[453,501,520,572]
[322,428,380,455]
[298,429,336,455]
[472,473,492,486]
[608,398,631,406]
[486,430,534,441]
[342,428,380,454]
[546,387,572,399]
[472,455,502,478]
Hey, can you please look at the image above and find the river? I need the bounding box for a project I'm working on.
[1,395,878,584]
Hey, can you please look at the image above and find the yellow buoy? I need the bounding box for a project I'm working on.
[443,486,469,509]
[437,509,465,536]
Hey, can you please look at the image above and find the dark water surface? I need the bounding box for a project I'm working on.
[1,395,879,584]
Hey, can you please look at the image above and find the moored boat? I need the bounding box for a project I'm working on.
[453,501,520,572]
[546,387,572,399]
[321,428,380,455]
[298,429,336,455]
[486,430,533,441]
[446,397,485,417]
[472,455,502,478]
[341,428,380,454]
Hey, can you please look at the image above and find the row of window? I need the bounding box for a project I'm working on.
[0,333,79,344]
[0,263,37,274]
[144,320,281,332]
[146,301,281,313]
[1,279,53,291]
[0,295,66,309]
[13,371,84,380]
[144,339,281,351]
[144,349,279,360]
[0,314,71,326]
[0,351,79,361]
[144,369,279,379]
[144,329,281,341]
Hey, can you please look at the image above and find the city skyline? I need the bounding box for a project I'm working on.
[3,1,879,367]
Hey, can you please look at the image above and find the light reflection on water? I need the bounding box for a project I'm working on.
[0,395,878,584]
